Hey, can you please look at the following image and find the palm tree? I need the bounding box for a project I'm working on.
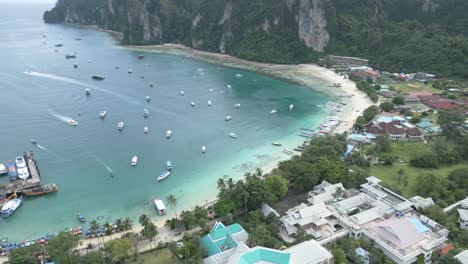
[254,168,263,178]
[139,214,150,227]
[227,177,235,190]
[104,221,113,238]
[166,194,178,219]
[123,217,133,231]
[217,178,226,190]
[115,218,123,236]
[90,219,102,248]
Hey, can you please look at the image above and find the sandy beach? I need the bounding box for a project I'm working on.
[124,44,373,135]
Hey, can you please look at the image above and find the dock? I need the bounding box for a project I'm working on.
[0,152,54,199]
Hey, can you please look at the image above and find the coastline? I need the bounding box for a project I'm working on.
[123,44,373,134]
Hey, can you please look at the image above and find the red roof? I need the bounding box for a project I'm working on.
[417,95,443,102]
[428,103,456,109]
[352,71,372,79]
[438,244,454,255]
[363,70,380,76]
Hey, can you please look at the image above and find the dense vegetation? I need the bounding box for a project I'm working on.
[44,0,468,76]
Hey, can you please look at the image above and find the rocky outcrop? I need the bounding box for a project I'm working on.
[298,0,329,52]
[219,0,234,25]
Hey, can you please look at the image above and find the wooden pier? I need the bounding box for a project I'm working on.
[0,152,51,199]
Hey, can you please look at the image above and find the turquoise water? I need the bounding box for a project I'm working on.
[0,3,332,241]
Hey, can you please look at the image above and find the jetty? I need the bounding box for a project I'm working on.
[0,152,56,199]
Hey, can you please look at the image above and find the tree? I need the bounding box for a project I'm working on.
[375,135,392,153]
[353,116,367,130]
[46,232,79,264]
[80,251,108,264]
[115,218,123,236]
[223,212,234,225]
[264,175,289,200]
[438,111,464,139]
[380,101,394,112]
[167,194,178,219]
[140,221,158,249]
[362,105,380,122]
[247,225,283,249]
[122,217,133,231]
[397,169,405,185]
[105,237,133,263]
[8,245,42,264]
[139,214,150,227]
[332,248,348,264]
[392,96,405,105]
[167,241,179,258]
[180,210,195,230]
[410,116,422,124]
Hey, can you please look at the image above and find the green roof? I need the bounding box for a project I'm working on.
[239,248,291,264]
[200,222,246,257]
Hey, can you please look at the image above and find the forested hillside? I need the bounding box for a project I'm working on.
[44,0,468,77]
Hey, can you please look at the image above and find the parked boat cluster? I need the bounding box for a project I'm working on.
[0,156,30,181]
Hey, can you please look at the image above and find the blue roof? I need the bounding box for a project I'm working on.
[406,217,430,233]
[200,222,246,257]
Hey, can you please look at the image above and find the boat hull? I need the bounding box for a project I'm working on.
[22,186,58,196]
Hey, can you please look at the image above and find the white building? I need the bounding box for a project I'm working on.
[457,209,468,229]
[278,177,449,264]
[455,250,468,264]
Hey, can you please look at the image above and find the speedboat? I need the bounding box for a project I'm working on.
[153,198,166,215]
[91,75,104,80]
[149,82,154,87]
[30,139,37,145]
[228,133,237,139]
[289,104,294,110]
[131,156,138,166]
[1,197,22,217]
[191,102,196,107]
[128,70,133,74]
[209,89,213,93]
[166,161,172,170]
[6,161,17,181]
[201,146,206,153]
[234,104,241,108]
[272,142,282,146]
[85,88,91,96]
[224,115,232,121]
[99,111,107,119]
[180,91,184,96]
[77,213,85,222]
[73,63,78,68]
[143,109,149,118]
[146,96,151,102]
[138,55,144,60]
[227,84,232,88]
[0,163,7,175]
[118,122,124,131]
[208,100,212,106]
[15,156,29,180]
[157,170,171,181]
[283,149,294,155]
[65,54,76,59]
[166,130,172,138]
[144,127,149,134]
[68,119,78,126]
[270,110,277,114]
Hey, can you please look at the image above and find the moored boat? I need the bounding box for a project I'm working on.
[208,100,212,106]
[166,130,172,138]
[30,139,37,145]
[289,104,294,110]
[128,70,133,74]
[149,82,154,87]
[180,91,184,96]
[191,102,196,107]
[0,197,22,218]
[283,149,294,155]
[143,109,149,118]
[0,163,7,175]
[6,161,18,181]
[224,115,232,121]
[118,122,124,131]
[228,133,237,139]
[138,55,144,60]
[166,161,172,170]
[201,146,206,153]
[146,96,151,102]
[270,109,277,114]
[77,213,85,222]
[85,88,91,96]
[22,183,58,196]
[99,111,107,119]
[91,75,105,80]
[65,54,76,59]
[144,127,149,134]
[131,156,138,166]
[234,103,241,108]
[157,171,171,181]
[153,198,166,215]
[73,63,78,68]
[272,142,282,146]
[15,156,29,180]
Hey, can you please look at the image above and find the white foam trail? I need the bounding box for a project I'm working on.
[24,71,175,116]
[49,109,75,124]
[94,156,114,175]
[36,144,50,152]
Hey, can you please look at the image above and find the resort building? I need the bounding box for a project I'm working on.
[329,55,369,68]
[457,209,468,229]
[202,221,333,264]
[455,250,468,264]
[278,177,449,264]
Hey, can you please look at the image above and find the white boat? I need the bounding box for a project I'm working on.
[16,156,29,180]
[1,197,22,218]
[166,161,172,170]
[166,130,172,138]
[0,163,7,175]
[143,109,149,118]
[208,100,212,106]
[180,91,185,96]
[131,156,138,166]
[234,104,241,108]
[191,102,196,107]
[270,110,277,114]
[283,149,294,155]
[209,89,213,93]
[99,111,107,119]
[272,142,282,146]
[85,88,91,96]
[289,104,294,110]
[146,96,151,102]
[153,198,166,215]
[144,127,149,134]
[68,119,78,126]
[157,171,171,181]
[201,146,206,153]
[224,115,233,121]
[228,133,237,139]
[227,84,232,88]
[118,122,124,130]
[149,82,154,87]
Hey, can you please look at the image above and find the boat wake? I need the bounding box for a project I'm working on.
[24,70,175,116]
[49,109,76,126]
[94,156,114,176]
[36,144,50,152]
